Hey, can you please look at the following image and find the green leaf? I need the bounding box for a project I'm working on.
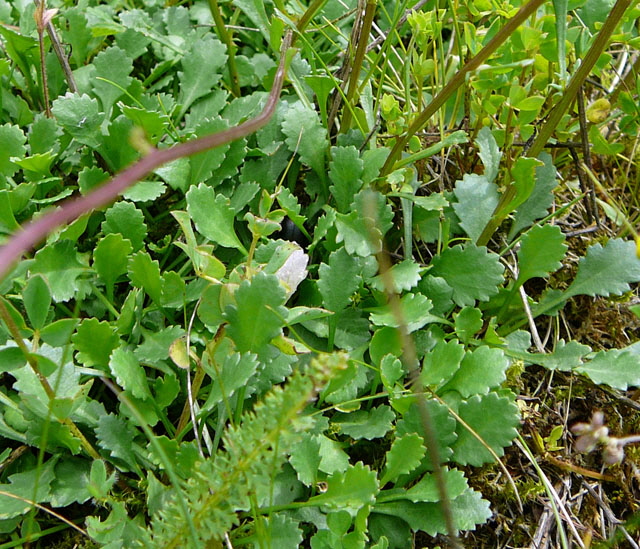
[102,201,147,251]
[134,326,185,365]
[0,345,26,373]
[62,8,92,66]
[404,468,468,503]
[94,233,133,296]
[265,514,303,549]
[40,318,79,347]
[566,239,640,299]
[225,272,288,353]
[186,184,246,251]
[202,351,259,409]
[92,46,134,115]
[72,318,119,369]
[451,392,520,466]
[95,413,140,473]
[189,117,231,186]
[516,224,567,286]
[430,244,504,307]
[510,339,591,372]
[128,251,163,303]
[333,405,395,440]
[453,174,499,243]
[50,458,92,507]
[282,102,328,175]
[22,274,51,330]
[373,487,490,535]
[370,293,436,333]
[329,145,364,212]
[509,152,557,239]
[475,126,501,182]
[317,434,350,474]
[29,115,62,155]
[154,157,190,192]
[335,211,382,257]
[440,346,509,397]
[309,462,379,513]
[497,157,542,218]
[396,400,457,465]
[0,123,27,178]
[370,259,422,293]
[421,340,465,388]
[178,35,227,119]
[380,433,426,485]
[122,180,166,203]
[30,240,88,302]
[575,349,640,390]
[0,460,56,520]
[317,247,361,312]
[109,347,151,400]
[78,166,109,195]
[289,433,322,486]
[454,307,483,344]
[51,93,105,149]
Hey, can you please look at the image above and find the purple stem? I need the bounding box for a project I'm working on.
[0,31,293,283]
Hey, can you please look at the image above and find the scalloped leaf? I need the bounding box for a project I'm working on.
[224,272,288,354]
[451,392,520,466]
[516,224,567,286]
[370,292,436,333]
[453,174,499,242]
[72,318,119,369]
[186,184,246,251]
[329,145,364,212]
[333,405,395,440]
[566,238,640,298]
[575,349,640,390]
[177,35,227,118]
[95,413,140,473]
[309,462,379,513]
[370,259,422,293]
[30,240,88,302]
[380,433,425,485]
[94,233,133,296]
[429,244,504,307]
[421,340,465,389]
[102,201,147,251]
[440,346,509,397]
[109,347,151,400]
[317,247,362,312]
[282,102,328,175]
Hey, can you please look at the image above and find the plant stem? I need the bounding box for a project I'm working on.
[34,1,51,117]
[380,0,546,176]
[207,0,241,97]
[340,0,377,132]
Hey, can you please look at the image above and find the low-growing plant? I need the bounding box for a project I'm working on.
[0,0,639,547]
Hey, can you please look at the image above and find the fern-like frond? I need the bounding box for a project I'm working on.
[143,353,348,548]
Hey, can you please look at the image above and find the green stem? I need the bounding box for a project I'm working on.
[207,0,241,97]
[380,0,546,176]
[340,0,377,132]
